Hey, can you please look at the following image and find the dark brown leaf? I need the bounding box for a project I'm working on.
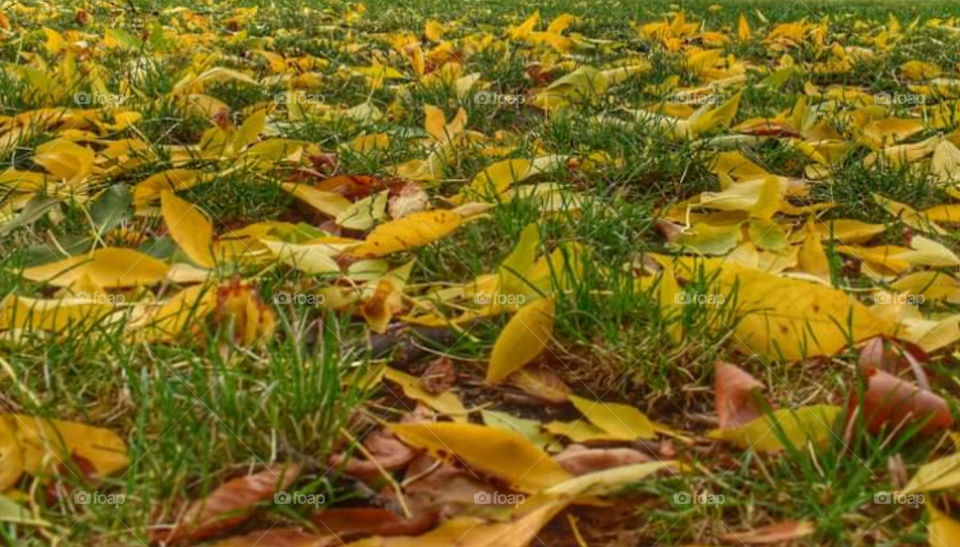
[310,508,437,541]
[150,463,300,544]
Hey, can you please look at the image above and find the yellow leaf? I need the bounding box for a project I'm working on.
[22,248,169,289]
[567,395,658,440]
[891,271,960,304]
[0,414,127,490]
[132,169,206,207]
[0,295,117,332]
[161,190,216,268]
[546,461,679,497]
[348,500,567,547]
[383,367,467,422]
[481,410,553,449]
[350,210,463,258]
[0,418,22,491]
[902,452,960,494]
[261,240,340,274]
[388,422,571,492]
[923,203,960,223]
[673,261,893,359]
[737,13,752,42]
[33,139,95,185]
[929,505,960,547]
[861,118,925,146]
[469,156,566,197]
[486,298,555,383]
[281,183,353,217]
[796,219,830,280]
[543,420,622,442]
[128,284,217,342]
[336,191,389,231]
[708,405,841,452]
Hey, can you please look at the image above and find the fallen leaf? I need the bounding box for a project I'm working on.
[389,422,571,492]
[151,463,300,544]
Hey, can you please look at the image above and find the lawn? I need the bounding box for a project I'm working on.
[3,0,960,545]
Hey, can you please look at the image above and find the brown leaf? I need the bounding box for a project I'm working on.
[508,365,571,404]
[310,508,437,541]
[395,453,496,516]
[554,444,650,476]
[328,429,416,481]
[150,463,301,544]
[720,520,815,544]
[420,357,455,395]
[213,528,333,547]
[715,361,766,429]
[856,369,953,434]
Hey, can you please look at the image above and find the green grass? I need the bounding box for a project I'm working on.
[2,0,960,544]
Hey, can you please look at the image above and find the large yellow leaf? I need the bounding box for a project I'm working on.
[388,422,571,492]
[486,298,555,383]
[708,405,841,452]
[716,265,892,359]
[22,248,169,289]
[350,210,463,258]
[161,190,216,268]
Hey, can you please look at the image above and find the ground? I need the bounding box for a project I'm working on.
[2,0,960,545]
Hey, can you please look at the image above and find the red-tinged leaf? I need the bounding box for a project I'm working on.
[309,508,437,541]
[213,527,333,546]
[328,429,416,481]
[720,520,815,544]
[315,175,393,200]
[150,463,301,544]
[735,120,803,138]
[715,361,766,429]
[420,357,456,395]
[856,369,953,434]
[554,444,650,476]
